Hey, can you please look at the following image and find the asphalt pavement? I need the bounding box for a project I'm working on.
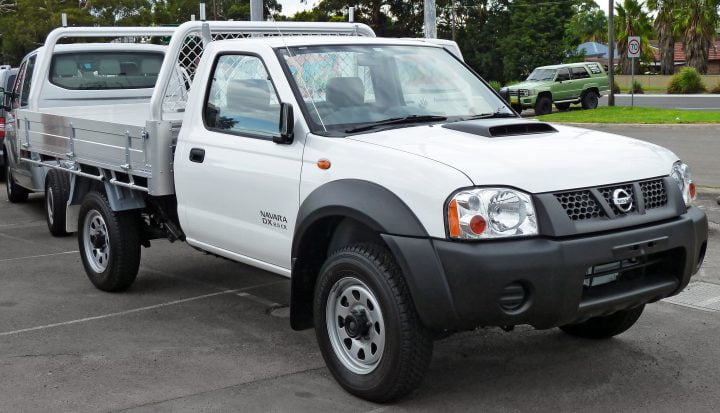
[600,94,720,111]
[1,152,719,411]
[577,124,720,188]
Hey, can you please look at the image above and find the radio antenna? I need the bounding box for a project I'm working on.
[266,8,327,132]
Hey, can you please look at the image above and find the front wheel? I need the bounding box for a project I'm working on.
[581,90,599,110]
[45,169,70,237]
[314,244,433,402]
[78,191,141,292]
[559,305,645,339]
[534,95,553,116]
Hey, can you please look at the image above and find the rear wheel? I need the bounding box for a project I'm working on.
[534,95,553,116]
[581,90,599,110]
[314,244,433,402]
[5,161,29,203]
[45,169,70,237]
[78,191,141,292]
[559,305,645,339]
[555,102,571,111]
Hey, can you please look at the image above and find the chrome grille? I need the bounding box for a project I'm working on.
[554,190,606,221]
[640,179,668,209]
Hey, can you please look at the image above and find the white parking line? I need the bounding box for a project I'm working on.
[0,250,79,263]
[0,281,285,338]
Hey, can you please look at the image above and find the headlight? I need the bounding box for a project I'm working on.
[519,89,530,97]
[670,161,696,206]
[447,188,538,239]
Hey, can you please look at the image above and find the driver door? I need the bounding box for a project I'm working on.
[175,53,303,271]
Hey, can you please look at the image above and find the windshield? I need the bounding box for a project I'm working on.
[278,45,512,134]
[50,51,164,90]
[527,69,556,82]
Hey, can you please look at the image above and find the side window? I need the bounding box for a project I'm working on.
[12,61,26,109]
[571,67,590,79]
[4,74,16,108]
[204,54,280,138]
[19,55,36,108]
[556,68,570,82]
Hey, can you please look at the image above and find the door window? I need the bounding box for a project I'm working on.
[556,68,570,82]
[19,55,36,108]
[204,54,280,139]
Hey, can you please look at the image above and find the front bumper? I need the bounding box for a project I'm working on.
[510,94,537,107]
[383,207,707,331]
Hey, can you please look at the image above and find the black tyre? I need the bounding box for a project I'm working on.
[555,102,571,111]
[314,243,433,402]
[45,169,71,237]
[581,90,599,110]
[78,191,141,292]
[5,161,29,203]
[534,95,553,116]
[559,305,645,339]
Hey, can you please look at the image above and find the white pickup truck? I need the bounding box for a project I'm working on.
[3,29,180,236]
[9,21,708,402]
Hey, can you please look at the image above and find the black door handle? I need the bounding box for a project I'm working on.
[189,148,205,163]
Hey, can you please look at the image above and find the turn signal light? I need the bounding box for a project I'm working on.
[448,200,461,238]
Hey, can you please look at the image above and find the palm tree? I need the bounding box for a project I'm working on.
[674,0,719,74]
[648,0,679,75]
[615,0,653,75]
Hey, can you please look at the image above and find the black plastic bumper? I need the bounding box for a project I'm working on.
[383,207,708,331]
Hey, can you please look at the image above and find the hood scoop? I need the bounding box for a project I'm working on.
[442,119,557,138]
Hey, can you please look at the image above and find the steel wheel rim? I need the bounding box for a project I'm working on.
[46,187,54,225]
[83,210,110,273]
[326,276,386,375]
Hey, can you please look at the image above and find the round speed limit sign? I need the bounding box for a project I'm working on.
[628,37,641,58]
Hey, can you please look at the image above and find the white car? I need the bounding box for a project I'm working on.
[11,22,708,402]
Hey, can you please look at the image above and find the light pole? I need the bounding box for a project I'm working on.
[608,0,615,106]
[424,0,436,38]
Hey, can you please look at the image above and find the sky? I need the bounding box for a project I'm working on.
[278,0,612,18]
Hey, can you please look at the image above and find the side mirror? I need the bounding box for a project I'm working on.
[274,102,294,144]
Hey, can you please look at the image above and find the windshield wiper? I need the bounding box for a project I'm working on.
[345,115,448,133]
[460,111,517,121]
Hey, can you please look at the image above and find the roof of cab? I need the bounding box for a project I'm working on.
[211,36,444,50]
[535,62,597,70]
[30,42,167,56]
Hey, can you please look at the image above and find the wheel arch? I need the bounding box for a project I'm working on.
[290,179,429,330]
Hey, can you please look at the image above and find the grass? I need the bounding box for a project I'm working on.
[535,106,720,124]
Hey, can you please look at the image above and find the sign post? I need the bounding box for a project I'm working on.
[628,36,641,108]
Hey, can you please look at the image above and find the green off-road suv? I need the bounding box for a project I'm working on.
[501,62,610,115]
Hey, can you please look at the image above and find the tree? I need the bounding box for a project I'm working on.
[567,0,608,43]
[0,0,94,65]
[499,0,582,81]
[674,0,719,74]
[648,0,679,75]
[614,0,653,75]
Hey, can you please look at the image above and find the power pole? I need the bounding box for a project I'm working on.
[608,0,615,106]
[451,2,456,42]
[424,0,437,38]
[251,0,263,21]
